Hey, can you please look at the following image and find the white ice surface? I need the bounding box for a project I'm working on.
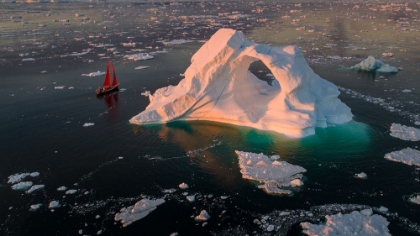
[130,29,352,138]
[124,53,153,61]
[235,150,306,194]
[83,123,95,127]
[179,183,189,189]
[352,56,398,73]
[12,181,33,190]
[29,204,42,211]
[355,172,368,179]
[8,173,30,184]
[301,210,391,236]
[409,195,420,205]
[57,186,67,191]
[390,123,420,141]
[26,184,45,194]
[65,189,78,194]
[81,71,105,77]
[384,148,420,167]
[114,198,165,227]
[49,201,61,208]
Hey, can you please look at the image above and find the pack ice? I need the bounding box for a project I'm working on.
[130,29,352,137]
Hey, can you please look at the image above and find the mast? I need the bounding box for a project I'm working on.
[103,59,111,87]
[111,61,118,86]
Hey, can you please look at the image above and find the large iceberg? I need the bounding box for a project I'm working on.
[130,29,352,137]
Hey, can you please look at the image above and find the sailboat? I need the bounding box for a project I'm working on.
[96,59,119,95]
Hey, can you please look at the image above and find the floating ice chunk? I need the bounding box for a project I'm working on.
[352,56,398,73]
[402,89,411,93]
[81,71,105,77]
[301,210,391,236]
[124,53,153,61]
[114,198,165,227]
[22,58,36,62]
[355,172,368,179]
[29,204,42,211]
[266,225,275,232]
[141,91,151,97]
[57,186,67,191]
[179,183,189,189]
[160,39,193,46]
[12,181,33,190]
[235,151,306,194]
[162,188,177,194]
[83,123,95,127]
[30,172,39,177]
[390,123,420,141]
[135,66,150,70]
[194,210,211,221]
[384,148,420,167]
[68,49,91,57]
[378,206,388,212]
[8,173,30,184]
[270,155,280,161]
[360,208,373,216]
[186,195,195,202]
[26,184,45,194]
[409,195,420,204]
[220,195,229,200]
[65,189,77,194]
[48,200,61,208]
[54,86,65,90]
[130,29,352,138]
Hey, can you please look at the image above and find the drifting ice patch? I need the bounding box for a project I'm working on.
[114,198,165,227]
[384,148,420,167]
[83,123,95,127]
[12,181,33,191]
[8,172,38,184]
[26,184,45,194]
[390,123,420,141]
[29,204,42,211]
[409,195,420,205]
[81,71,105,77]
[124,53,153,61]
[301,210,391,236]
[355,172,368,179]
[351,56,398,73]
[194,210,211,222]
[235,151,306,194]
[130,29,352,138]
[49,201,61,209]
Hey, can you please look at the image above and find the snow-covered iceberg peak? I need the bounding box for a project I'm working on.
[130,29,352,137]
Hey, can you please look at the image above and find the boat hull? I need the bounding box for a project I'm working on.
[96,84,119,95]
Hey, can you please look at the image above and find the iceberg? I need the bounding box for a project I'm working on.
[114,198,165,227]
[351,56,398,73]
[130,29,352,137]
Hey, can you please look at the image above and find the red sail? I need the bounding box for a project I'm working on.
[111,61,118,86]
[102,60,111,87]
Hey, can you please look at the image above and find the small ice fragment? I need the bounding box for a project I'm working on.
[97,230,103,235]
[409,195,420,204]
[355,172,368,179]
[141,91,151,97]
[135,66,150,70]
[83,123,95,127]
[66,189,77,194]
[194,210,211,222]
[8,173,30,184]
[95,215,101,219]
[179,183,189,189]
[162,188,177,194]
[29,204,42,211]
[253,219,261,225]
[12,181,33,190]
[78,229,83,235]
[170,232,179,236]
[118,156,124,160]
[81,71,105,77]
[49,201,61,208]
[267,225,275,232]
[114,198,165,227]
[378,206,388,212]
[54,86,65,90]
[30,172,40,177]
[220,195,229,200]
[186,195,195,202]
[402,89,411,93]
[41,70,47,73]
[57,186,67,191]
[26,184,45,194]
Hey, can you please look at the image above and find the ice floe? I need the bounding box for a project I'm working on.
[390,123,420,141]
[49,201,61,209]
[81,71,105,77]
[12,181,33,191]
[355,172,368,179]
[8,172,39,184]
[235,151,306,194]
[124,53,153,61]
[130,29,352,138]
[29,204,42,211]
[83,123,95,127]
[135,66,150,70]
[26,184,45,194]
[114,198,165,227]
[409,195,420,205]
[179,182,189,189]
[57,186,67,191]
[194,210,211,222]
[301,210,391,236]
[65,189,78,194]
[351,56,398,73]
[384,148,420,167]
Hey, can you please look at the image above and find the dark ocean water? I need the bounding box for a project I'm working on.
[1,2,420,236]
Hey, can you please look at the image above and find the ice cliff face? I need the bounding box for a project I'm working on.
[130,29,352,137]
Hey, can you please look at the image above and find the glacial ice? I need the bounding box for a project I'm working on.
[48,201,61,209]
[351,56,398,73]
[11,181,33,191]
[194,210,211,222]
[235,150,306,194]
[409,195,420,205]
[390,123,420,141]
[301,210,391,236]
[384,148,420,166]
[130,29,352,138]
[114,198,165,227]
[26,184,45,194]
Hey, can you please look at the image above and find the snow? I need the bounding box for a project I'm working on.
[81,71,105,77]
[48,201,61,208]
[384,148,420,166]
[179,182,189,189]
[301,210,391,236]
[114,198,165,227]
[194,210,211,221]
[390,123,420,141]
[12,181,33,191]
[235,150,306,194]
[26,184,45,194]
[130,29,352,138]
[351,56,398,73]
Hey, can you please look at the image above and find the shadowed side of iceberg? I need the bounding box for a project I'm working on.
[129,29,353,138]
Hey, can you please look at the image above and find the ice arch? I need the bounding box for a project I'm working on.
[129,29,352,137]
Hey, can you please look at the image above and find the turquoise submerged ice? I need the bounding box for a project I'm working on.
[351,56,398,73]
